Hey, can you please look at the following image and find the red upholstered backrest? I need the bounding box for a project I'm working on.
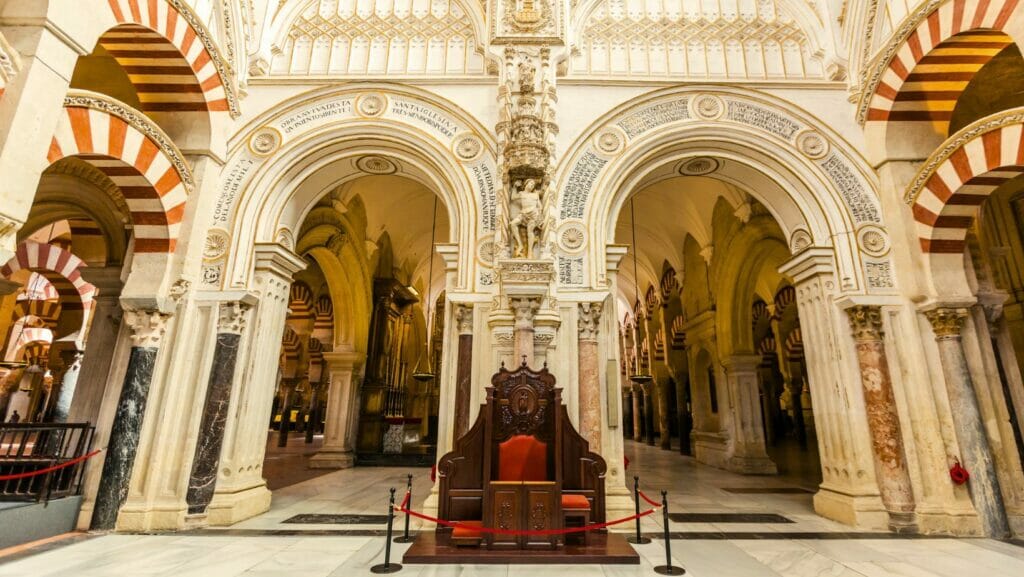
[498,435,548,481]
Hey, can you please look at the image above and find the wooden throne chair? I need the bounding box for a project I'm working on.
[436,363,607,549]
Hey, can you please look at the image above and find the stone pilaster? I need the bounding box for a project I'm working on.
[578,302,603,449]
[68,267,124,425]
[185,301,252,518]
[723,354,777,474]
[310,351,365,468]
[925,308,1010,537]
[846,305,917,532]
[91,310,169,530]
[511,296,541,367]
[453,304,474,439]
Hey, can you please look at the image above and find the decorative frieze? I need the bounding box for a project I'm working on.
[925,308,968,339]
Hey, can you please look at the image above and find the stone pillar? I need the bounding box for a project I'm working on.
[304,383,321,444]
[90,310,169,530]
[276,379,296,448]
[185,301,251,518]
[622,387,633,439]
[453,304,474,439]
[578,302,603,449]
[207,243,305,526]
[511,296,540,367]
[50,348,83,423]
[925,308,1010,537]
[846,305,917,532]
[677,371,692,455]
[310,350,364,468]
[643,385,655,446]
[631,386,643,441]
[68,268,124,425]
[723,354,777,474]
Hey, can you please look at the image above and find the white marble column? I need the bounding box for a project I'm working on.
[310,350,365,469]
[925,308,1010,537]
[207,244,306,526]
[723,354,777,474]
[577,302,603,449]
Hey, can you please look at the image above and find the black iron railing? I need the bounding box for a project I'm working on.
[0,423,95,503]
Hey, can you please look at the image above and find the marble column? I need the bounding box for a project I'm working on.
[926,308,1010,537]
[643,385,655,446]
[677,373,693,456]
[186,302,251,516]
[577,302,603,449]
[305,383,321,444]
[68,268,124,425]
[631,387,643,440]
[91,310,169,530]
[50,348,83,423]
[846,305,917,532]
[277,379,296,448]
[622,388,633,439]
[453,304,474,439]
[310,351,364,468]
[511,296,540,368]
[723,354,777,474]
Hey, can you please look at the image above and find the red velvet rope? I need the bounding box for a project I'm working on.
[0,449,102,481]
[637,489,662,508]
[398,491,658,536]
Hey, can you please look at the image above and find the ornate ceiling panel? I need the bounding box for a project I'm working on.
[572,0,825,80]
[271,0,486,76]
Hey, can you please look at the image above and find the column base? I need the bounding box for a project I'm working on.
[421,486,440,520]
[207,482,272,526]
[813,486,888,530]
[183,512,209,530]
[114,500,188,531]
[606,486,635,532]
[309,449,355,469]
[724,454,778,475]
[887,511,918,534]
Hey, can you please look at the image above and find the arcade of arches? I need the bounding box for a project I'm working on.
[2,1,1024,562]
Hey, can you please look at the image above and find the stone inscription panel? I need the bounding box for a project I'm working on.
[616,99,690,138]
[389,98,459,140]
[472,162,497,232]
[725,101,800,140]
[214,157,257,225]
[560,150,608,220]
[820,154,881,224]
[277,99,354,135]
[558,257,584,286]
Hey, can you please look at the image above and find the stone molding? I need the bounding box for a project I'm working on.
[124,310,171,348]
[253,242,307,280]
[578,302,602,341]
[847,305,884,342]
[64,90,195,193]
[925,308,968,340]
[165,0,240,117]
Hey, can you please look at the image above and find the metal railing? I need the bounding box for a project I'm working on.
[0,423,95,503]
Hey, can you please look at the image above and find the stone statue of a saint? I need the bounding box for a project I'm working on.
[510,179,543,259]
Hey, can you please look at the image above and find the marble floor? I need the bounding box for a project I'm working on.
[0,440,1022,576]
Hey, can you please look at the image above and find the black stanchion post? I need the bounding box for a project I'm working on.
[371,487,403,574]
[394,474,414,543]
[626,475,651,544]
[653,490,685,575]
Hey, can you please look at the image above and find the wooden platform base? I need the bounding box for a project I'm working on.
[402,531,640,565]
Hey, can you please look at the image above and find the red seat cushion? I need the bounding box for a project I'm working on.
[452,520,483,540]
[498,435,548,481]
[561,494,591,510]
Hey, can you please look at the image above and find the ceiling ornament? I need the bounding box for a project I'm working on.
[678,157,720,176]
[356,155,398,175]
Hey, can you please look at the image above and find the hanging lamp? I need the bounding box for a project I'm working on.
[628,196,653,385]
[412,196,439,382]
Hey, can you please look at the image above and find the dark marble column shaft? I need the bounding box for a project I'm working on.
[643,387,655,446]
[186,332,241,514]
[622,389,633,439]
[453,304,474,439]
[926,308,1010,537]
[91,346,159,529]
[631,387,643,440]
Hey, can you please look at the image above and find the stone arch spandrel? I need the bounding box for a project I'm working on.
[208,84,496,292]
[555,85,892,294]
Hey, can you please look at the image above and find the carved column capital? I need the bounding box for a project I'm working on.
[217,301,252,335]
[510,296,541,329]
[454,304,474,335]
[846,305,884,342]
[124,309,170,348]
[925,308,968,340]
[578,302,603,341]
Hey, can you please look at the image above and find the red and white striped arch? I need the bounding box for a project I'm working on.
[910,116,1024,253]
[2,242,96,311]
[863,0,1020,129]
[48,104,190,253]
[103,0,231,114]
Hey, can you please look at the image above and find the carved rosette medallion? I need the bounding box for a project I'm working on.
[594,128,625,156]
[925,308,968,339]
[476,237,496,266]
[203,229,230,262]
[276,228,295,250]
[691,94,725,120]
[796,129,830,160]
[453,133,484,162]
[248,127,282,156]
[355,93,387,117]
[678,157,720,176]
[356,155,398,175]
[556,222,586,254]
[857,226,890,257]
